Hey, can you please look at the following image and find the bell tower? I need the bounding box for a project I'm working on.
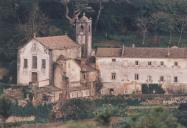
[76,13,92,58]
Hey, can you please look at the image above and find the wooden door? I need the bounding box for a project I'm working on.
[32,72,38,83]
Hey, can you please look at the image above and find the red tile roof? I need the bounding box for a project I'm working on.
[96,47,187,58]
[35,35,80,50]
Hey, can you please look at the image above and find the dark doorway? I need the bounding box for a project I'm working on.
[32,72,38,83]
[109,88,114,95]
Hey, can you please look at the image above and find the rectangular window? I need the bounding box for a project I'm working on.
[42,59,46,69]
[111,73,116,80]
[174,76,178,83]
[148,61,152,65]
[112,59,116,62]
[160,61,164,66]
[32,56,37,69]
[160,76,164,82]
[135,74,139,80]
[135,61,139,65]
[24,59,28,68]
[174,62,178,66]
[83,73,86,80]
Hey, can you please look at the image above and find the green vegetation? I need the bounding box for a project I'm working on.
[0,0,187,57]
[114,107,185,128]
[176,103,187,127]
[61,96,140,120]
[0,96,12,120]
[94,104,114,126]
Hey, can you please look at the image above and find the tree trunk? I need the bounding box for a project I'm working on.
[169,30,172,45]
[94,0,103,33]
[177,24,184,46]
[142,30,146,45]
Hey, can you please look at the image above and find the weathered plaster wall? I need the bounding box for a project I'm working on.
[17,39,50,87]
[96,57,187,94]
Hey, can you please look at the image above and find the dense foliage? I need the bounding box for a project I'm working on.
[176,103,187,127]
[61,96,140,120]
[0,0,187,57]
[0,97,52,121]
[115,107,185,128]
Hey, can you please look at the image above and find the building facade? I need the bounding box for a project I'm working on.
[17,14,98,102]
[17,14,187,103]
[96,47,187,95]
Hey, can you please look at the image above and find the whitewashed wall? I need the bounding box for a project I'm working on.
[96,57,187,89]
[17,39,50,87]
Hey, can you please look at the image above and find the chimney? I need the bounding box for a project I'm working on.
[167,46,170,57]
[132,43,135,48]
[121,44,125,57]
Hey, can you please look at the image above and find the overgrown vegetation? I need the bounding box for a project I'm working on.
[0,0,187,56]
[61,96,140,121]
[114,107,185,128]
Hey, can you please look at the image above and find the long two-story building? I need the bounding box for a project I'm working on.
[96,47,187,95]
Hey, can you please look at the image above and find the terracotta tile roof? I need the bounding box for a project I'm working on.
[35,35,80,49]
[96,47,187,58]
[96,48,122,57]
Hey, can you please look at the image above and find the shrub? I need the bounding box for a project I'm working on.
[62,99,95,120]
[94,104,113,126]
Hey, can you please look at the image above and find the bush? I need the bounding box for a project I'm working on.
[94,104,113,126]
[10,102,52,121]
[0,96,12,119]
[62,99,95,120]
[176,103,187,127]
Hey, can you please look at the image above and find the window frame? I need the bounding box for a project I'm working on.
[174,61,178,66]
[135,74,139,80]
[160,76,164,82]
[112,58,116,62]
[148,61,152,66]
[135,61,139,65]
[24,59,28,69]
[42,59,46,69]
[174,76,178,83]
[111,73,116,80]
[32,56,37,69]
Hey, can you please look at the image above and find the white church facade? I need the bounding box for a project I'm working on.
[17,14,187,102]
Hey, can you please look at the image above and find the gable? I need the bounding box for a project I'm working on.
[19,39,50,56]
